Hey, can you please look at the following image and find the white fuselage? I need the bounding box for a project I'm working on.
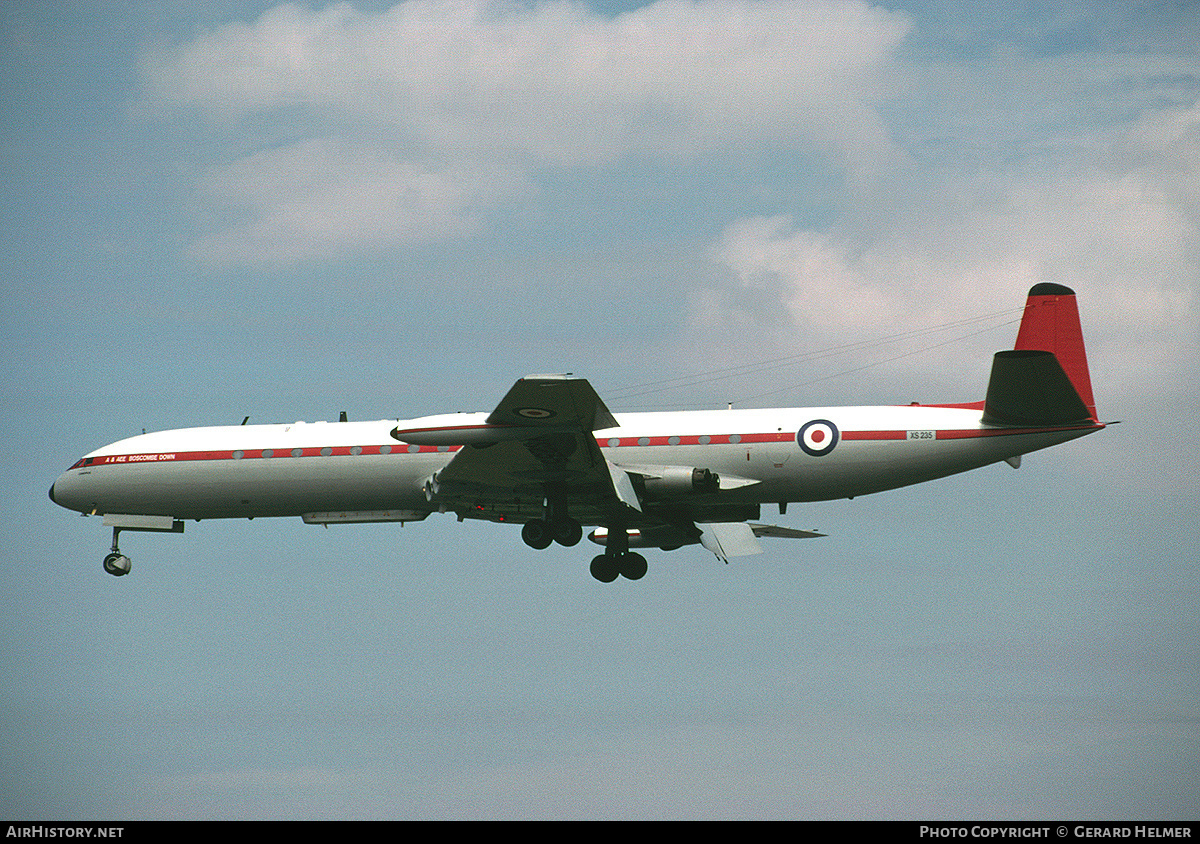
[49,405,1103,523]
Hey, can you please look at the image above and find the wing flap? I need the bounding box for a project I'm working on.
[698,522,764,562]
[750,524,826,539]
[606,459,642,512]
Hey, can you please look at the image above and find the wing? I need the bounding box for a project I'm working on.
[398,375,828,559]
[411,375,639,523]
[484,373,619,432]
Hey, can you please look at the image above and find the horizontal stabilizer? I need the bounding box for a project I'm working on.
[982,350,1091,426]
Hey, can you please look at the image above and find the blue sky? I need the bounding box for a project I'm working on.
[2,0,1197,819]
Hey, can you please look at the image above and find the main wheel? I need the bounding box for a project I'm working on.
[103,552,131,577]
[619,551,648,581]
[552,517,583,547]
[521,519,553,550]
[589,554,619,583]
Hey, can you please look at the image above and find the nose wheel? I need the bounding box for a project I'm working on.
[103,551,131,576]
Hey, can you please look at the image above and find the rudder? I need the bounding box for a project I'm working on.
[1013,283,1097,421]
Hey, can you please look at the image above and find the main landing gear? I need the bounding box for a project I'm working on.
[520,493,583,551]
[519,509,647,583]
[521,516,583,549]
[587,521,647,583]
[589,551,647,583]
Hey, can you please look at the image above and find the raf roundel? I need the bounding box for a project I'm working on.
[515,407,555,419]
[797,419,839,457]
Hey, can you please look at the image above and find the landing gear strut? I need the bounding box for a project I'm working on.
[517,493,645,582]
[103,527,131,577]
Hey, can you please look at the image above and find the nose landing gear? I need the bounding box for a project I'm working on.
[103,526,132,576]
[97,514,184,577]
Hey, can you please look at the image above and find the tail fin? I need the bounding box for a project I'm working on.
[1012,283,1097,420]
[982,284,1098,426]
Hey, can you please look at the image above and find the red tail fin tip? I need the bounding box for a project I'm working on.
[1014,283,1097,420]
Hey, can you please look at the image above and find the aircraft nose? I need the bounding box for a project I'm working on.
[50,465,96,513]
[49,473,75,510]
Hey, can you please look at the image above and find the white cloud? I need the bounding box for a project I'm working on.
[189,137,532,263]
[144,0,910,164]
[142,0,912,262]
[1109,99,1200,213]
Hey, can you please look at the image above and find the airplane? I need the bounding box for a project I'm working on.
[50,283,1105,583]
